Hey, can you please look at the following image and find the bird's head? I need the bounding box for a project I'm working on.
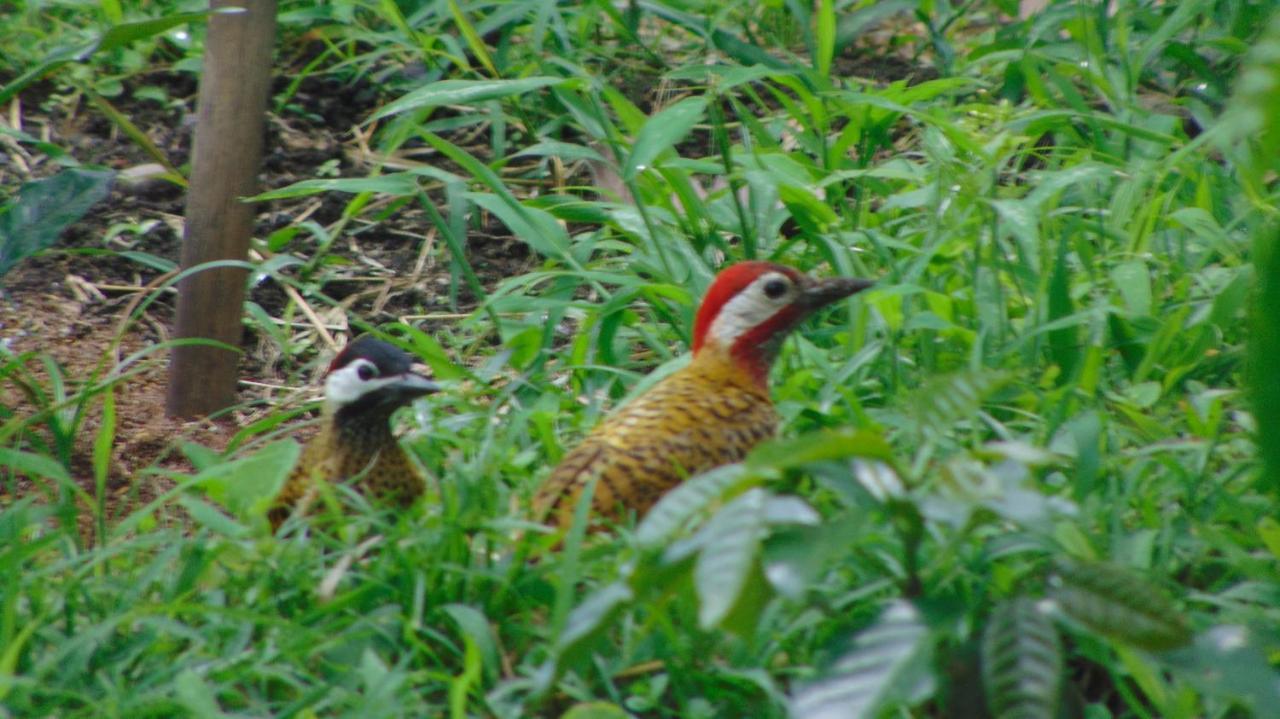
[323,336,439,423]
[691,261,873,386]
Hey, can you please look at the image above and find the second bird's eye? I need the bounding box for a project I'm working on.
[357,363,378,381]
[762,277,789,299]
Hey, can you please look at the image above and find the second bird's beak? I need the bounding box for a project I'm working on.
[377,373,441,408]
[797,276,875,312]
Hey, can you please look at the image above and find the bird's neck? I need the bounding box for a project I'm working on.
[329,406,400,459]
[688,341,776,393]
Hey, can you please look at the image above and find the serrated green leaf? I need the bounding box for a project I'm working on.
[1051,560,1192,651]
[442,604,500,682]
[982,597,1063,719]
[789,600,933,719]
[176,495,249,539]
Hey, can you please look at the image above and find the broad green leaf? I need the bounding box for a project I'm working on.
[1169,207,1239,259]
[764,521,888,600]
[850,460,905,503]
[789,600,933,719]
[763,495,820,526]
[747,429,894,471]
[514,140,608,163]
[635,463,753,549]
[623,96,708,181]
[1258,517,1280,559]
[442,604,500,682]
[1046,235,1078,380]
[0,168,114,278]
[1161,624,1280,711]
[1110,261,1152,316]
[1050,560,1192,651]
[1251,218,1280,494]
[639,2,790,69]
[371,77,567,120]
[835,0,914,49]
[446,0,497,77]
[694,488,768,629]
[0,448,71,485]
[98,12,231,54]
[910,369,1010,436]
[814,0,835,77]
[193,440,300,523]
[0,11,226,104]
[249,174,421,201]
[174,668,230,719]
[1231,8,1280,163]
[91,388,116,511]
[982,597,1063,719]
[987,198,1040,273]
[537,581,634,692]
[779,184,839,235]
[561,703,632,719]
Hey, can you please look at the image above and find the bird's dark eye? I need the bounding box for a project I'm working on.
[762,277,789,299]
[357,363,378,381]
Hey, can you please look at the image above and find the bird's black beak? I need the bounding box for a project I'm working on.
[797,276,875,312]
[386,373,441,403]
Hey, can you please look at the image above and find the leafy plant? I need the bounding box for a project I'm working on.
[1,0,1277,717]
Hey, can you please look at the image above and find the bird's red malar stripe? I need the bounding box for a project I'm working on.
[693,262,804,354]
[729,304,808,389]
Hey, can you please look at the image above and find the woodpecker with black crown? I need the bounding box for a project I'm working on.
[270,335,438,531]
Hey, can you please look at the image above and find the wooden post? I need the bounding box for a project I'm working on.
[167,0,276,417]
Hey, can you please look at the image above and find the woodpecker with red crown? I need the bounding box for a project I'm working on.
[270,336,438,531]
[534,261,873,530]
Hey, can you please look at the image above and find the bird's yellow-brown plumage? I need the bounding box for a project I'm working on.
[535,344,777,529]
[269,336,437,531]
[534,261,873,530]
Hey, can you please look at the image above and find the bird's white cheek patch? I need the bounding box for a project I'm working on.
[707,278,788,346]
[325,364,399,406]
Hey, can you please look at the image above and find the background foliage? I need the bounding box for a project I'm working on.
[2,1,1278,717]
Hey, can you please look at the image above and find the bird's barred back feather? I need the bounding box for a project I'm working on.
[269,417,425,530]
[534,349,777,530]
